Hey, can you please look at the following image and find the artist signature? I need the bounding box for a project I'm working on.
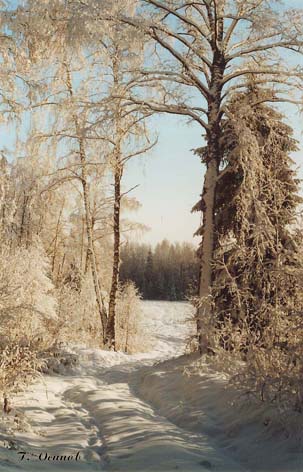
[18,451,81,461]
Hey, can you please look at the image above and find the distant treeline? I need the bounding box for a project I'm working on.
[119,240,200,301]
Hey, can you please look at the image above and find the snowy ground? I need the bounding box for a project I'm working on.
[0,301,302,472]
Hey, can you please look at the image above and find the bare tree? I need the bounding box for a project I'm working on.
[30,58,110,341]
[96,0,303,352]
[13,0,303,353]
[15,2,154,349]
[94,21,156,349]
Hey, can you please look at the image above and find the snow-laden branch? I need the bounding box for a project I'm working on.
[150,28,210,98]
[121,137,158,163]
[125,97,209,129]
[142,0,211,43]
[227,41,303,61]
[222,68,303,86]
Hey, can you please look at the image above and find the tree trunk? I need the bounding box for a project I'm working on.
[197,49,225,353]
[197,157,218,351]
[104,54,122,350]
[52,203,64,276]
[3,397,11,414]
[79,137,108,341]
[19,193,28,245]
[64,61,108,342]
[80,215,85,275]
[84,216,95,275]
[105,162,122,350]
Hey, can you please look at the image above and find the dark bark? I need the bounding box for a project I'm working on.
[52,203,64,275]
[3,397,11,414]
[197,46,226,353]
[105,162,122,350]
[19,193,29,245]
[79,137,108,341]
[64,62,108,342]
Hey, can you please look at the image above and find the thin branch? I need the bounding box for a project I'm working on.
[143,0,211,43]
[126,97,209,130]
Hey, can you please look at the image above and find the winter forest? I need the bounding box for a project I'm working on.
[0,0,303,471]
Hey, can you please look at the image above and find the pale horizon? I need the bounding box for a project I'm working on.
[123,108,303,246]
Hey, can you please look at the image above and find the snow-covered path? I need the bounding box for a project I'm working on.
[0,302,248,472]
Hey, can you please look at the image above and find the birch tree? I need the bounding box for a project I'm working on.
[27,56,110,341]
[13,0,303,352]
[92,14,156,349]
[100,0,303,351]
[14,1,154,349]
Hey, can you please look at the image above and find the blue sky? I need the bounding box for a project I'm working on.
[123,115,203,246]
[123,0,303,246]
[123,101,303,247]
[1,0,303,247]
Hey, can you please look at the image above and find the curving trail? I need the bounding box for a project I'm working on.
[0,302,247,472]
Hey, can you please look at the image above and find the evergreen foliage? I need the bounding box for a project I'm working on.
[213,88,302,343]
[195,87,303,411]
[120,240,199,301]
[0,0,302,417]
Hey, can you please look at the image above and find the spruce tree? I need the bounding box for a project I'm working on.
[212,87,302,350]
